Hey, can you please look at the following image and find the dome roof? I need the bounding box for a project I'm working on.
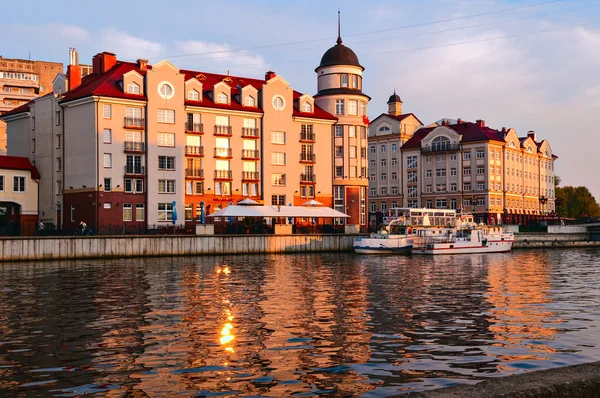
[388,93,402,103]
[317,37,363,70]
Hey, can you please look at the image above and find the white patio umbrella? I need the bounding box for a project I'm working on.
[301,199,323,207]
[237,198,259,205]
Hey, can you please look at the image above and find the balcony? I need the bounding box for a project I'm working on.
[185,168,204,179]
[214,125,232,136]
[300,131,316,142]
[421,143,461,153]
[214,170,233,180]
[300,153,316,163]
[186,121,203,134]
[214,147,233,158]
[300,173,317,184]
[242,171,260,181]
[185,145,204,157]
[124,117,144,129]
[241,149,260,160]
[124,141,145,153]
[242,127,260,139]
[124,165,145,175]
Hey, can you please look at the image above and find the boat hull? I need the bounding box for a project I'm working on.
[412,240,513,255]
[353,237,413,255]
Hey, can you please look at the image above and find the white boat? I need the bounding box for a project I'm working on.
[412,225,514,255]
[353,223,413,254]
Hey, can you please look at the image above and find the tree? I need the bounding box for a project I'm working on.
[555,185,600,219]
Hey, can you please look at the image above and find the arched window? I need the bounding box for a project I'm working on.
[302,102,312,112]
[188,90,199,101]
[379,126,390,132]
[245,96,256,107]
[431,136,450,151]
[216,92,228,104]
[127,82,140,94]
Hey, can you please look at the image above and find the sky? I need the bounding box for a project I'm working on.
[2,0,600,199]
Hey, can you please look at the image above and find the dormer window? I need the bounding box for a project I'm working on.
[341,74,348,88]
[127,82,140,94]
[245,95,256,107]
[216,92,228,104]
[188,89,199,101]
[302,102,312,113]
[379,126,390,132]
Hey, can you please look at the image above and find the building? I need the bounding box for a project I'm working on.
[367,91,422,226]
[399,119,557,225]
[0,156,40,235]
[0,55,63,155]
[2,38,370,232]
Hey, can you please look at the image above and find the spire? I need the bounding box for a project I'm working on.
[336,9,343,45]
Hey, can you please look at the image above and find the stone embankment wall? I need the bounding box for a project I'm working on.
[513,232,600,249]
[0,234,357,262]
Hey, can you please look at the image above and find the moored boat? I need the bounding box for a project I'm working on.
[412,225,514,255]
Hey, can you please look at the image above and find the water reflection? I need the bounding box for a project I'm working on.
[1,249,600,397]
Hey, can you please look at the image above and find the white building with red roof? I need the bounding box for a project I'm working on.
[0,156,39,235]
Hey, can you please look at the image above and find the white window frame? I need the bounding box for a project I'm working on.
[157,109,175,124]
[136,204,145,221]
[103,104,112,119]
[103,153,112,168]
[127,82,140,94]
[103,129,112,144]
[157,133,175,147]
[158,179,176,193]
[188,89,199,101]
[271,131,285,145]
[13,176,26,192]
[123,203,133,221]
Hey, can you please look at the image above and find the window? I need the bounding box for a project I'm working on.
[477,167,485,174]
[341,74,348,87]
[369,174,376,181]
[360,102,366,116]
[464,183,471,191]
[425,185,432,193]
[71,205,75,222]
[408,187,417,198]
[302,102,312,112]
[477,198,486,206]
[158,133,175,147]
[349,166,357,178]
[158,203,174,221]
[426,200,433,209]
[271,173,286,186]
[271,131,285,145]
[157,109,175,124]
[335,146,343,157]
[381,173,387,181]
[136,204,144,221]
[407,156,417,168]
[56,157,62,172]
[463,199,471,207]
[56,111,61,126]
[215,181,231,196]
[381,188,387,195]
[436,154,445,162]
[188,89,200,101]
[349,146,357,158]
[431,136,450,151]
[127,82,140,94]
[408,200,418,208]
[450,183,457,192]
[335,100,345,115]
[335,166,343,178]
[158,156,176,170]
[436,199,447,208]
[104,203,112,209]
[391,187,398,195]
[123,203,133,221]
[272,152,286,165]
[103,153,112,168]
[463,168,471,176]
[159,83,174,99]
[381,203,387,212]
[436,168,447,177]
[361,126,367,139]
[381,158,387,167]
[104,178,111,192]
[370,145,376,154]
[272,195,286,206]
[450,168,457,176]
[370,202,376,212]
[407,171,417,183]
[185,204,193,221]
[216,92,228,104]
[391,158,398,166]
[215,115,229,126]
[391,172,398,181]
[391,144,397,152]
[426,170,432,178]
[361,147,367,159]
[158,179,176,193]
[348,126,356,137]
[31,117,35,130]
[348,100,358,115]
[103,129,112,144]
[463,152,471,160]
[477,183,485,190]
[352,75,359,89]
[381,144,387,153]
[13,176,25,192]
[0,176,3,191]
[476,150,485,159]
[335,125,344,137]
[450,154,457,161]
[436,184,446,192]
[272,95,285,110]
[186,181,204,195]
[103,104,112,119]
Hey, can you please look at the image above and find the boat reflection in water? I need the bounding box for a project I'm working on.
[1,250,600,396]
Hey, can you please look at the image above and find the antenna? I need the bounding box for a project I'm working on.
[337,8,342,45]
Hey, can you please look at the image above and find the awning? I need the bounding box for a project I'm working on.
[207,205,349,218]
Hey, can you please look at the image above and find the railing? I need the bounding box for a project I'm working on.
[300,153,316,162]
[185,145,204,156]
[300,131,316,142]
[124,117,144,129]
[186,122,203,133]
[124,165,145,175]
[300,173,316,183]
[185,168,204,178]
[214,125,232,136]
[242,149,260,159]
[421,143,461,153]
[215,170,233,179]
[242,171,260,181]
[214,148,233,158]
[124,141,145,152]
[242,127,259,138]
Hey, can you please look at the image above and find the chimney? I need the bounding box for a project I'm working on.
[92,54,101,74]
[457,118,462,124]
[67,64,82,91]
[501,127,507,133]
[265,71,276,80]
[137,58,148,71]
[101,52,116,72]
[476,119,486,128]
[527,130,536,141]
[441,120,448,126]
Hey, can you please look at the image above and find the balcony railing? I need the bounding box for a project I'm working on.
[124,141,145,152]
[124,165,145,175]
[185,168,204,179]
[300,153,316,163]
[421,143,461,153]
[300,173,317,183]
[124,117,144,129]
[214,148,233,158]
[186,121,203,133]
[214,125,232,136]
[242,171,260,181]
[185,145,204,156]
[242,149,260,159]
[300,131,316,142]
[214,170,233,180]
[242,127,259,138]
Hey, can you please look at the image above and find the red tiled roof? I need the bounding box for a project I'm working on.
[370,112,423,125]
[0,101,33,118]
[0,156,41,179]
[403,121,506,149]
[292,91,337,121]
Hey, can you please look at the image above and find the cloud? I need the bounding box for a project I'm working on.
[97,27,166,60]
[171,40,267,73]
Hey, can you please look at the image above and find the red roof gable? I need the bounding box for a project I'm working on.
[292,91,337,121]
[403,121,506,149]
[370,112,423,126]
[0,156,41,179]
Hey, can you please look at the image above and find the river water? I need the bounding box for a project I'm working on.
[1,249,600,397]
